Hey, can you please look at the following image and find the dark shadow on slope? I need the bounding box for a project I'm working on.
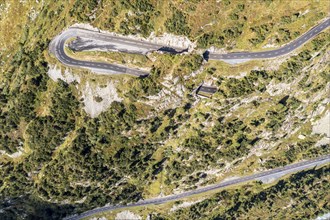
[138,74,149,79]
[157,46,188,54]
[68,37,117,52]
[0,195,77,220]
[203,50,210,61]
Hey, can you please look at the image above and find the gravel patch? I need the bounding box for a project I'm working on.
[81,81,122,118]
[47,65,80,83]
[115,211,141,220]
[312,111,330,137]
[170,200,203,212]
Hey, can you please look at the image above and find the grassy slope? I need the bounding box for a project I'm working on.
[90,0,329,49]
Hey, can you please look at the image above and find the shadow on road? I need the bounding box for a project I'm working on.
[157,46,188,54]
[203,50,210,61]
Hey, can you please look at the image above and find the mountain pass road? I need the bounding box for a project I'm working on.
[50,18,329,77]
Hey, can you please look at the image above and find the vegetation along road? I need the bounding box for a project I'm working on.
[64,155,330,220]
[50,17,330,220]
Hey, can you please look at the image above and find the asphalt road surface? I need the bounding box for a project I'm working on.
[208,18,330,61]
[64,155,330,220]
[50,28,186,77]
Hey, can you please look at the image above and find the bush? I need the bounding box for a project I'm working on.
[249,23,273,45]
[165,9,191,36]
[198,32,224,48]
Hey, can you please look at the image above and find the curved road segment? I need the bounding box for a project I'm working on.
[64,155,330,220]
[208,18,330,61]
[50,28,187,77]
